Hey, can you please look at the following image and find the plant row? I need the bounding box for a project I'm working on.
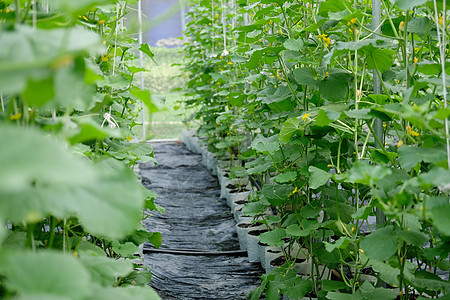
[0,0,161,299]
[182,0,450,299]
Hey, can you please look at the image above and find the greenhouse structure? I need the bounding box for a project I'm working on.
[0,0,449,299]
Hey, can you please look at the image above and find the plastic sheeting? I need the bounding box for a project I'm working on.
[140,142,263,299]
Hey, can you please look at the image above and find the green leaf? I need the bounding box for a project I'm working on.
[47,0,110,16]
[273,171,297,183]
[283,278,313,299]
[129,86,159,113]
[138,43,155,61]
[251,134,281,154]
[68,120,119,145]
[316,109,334,126]
[357,281,397,300]
[147,232,163,249]
[22,77,55,106]
[398,145,448,171]
[363,45,396,73]
[347,161,391,186]
[322,280,349,292]
[399,229,429,246]
[0,250,91,299]
[90,285,161,300]
[279,117,301,143]
[293,68,318,87]
[360,226,398,261]
[308,166,332,189]
[324,236,352,252]
[0,125,145,240]
[259,228,287,247]
[319,69,352,101]
[326,292,359,300]
[430,204,450,235]
[80,256,132,286]
[283,38,304,51]
[261,184,293,206]
[395,0,430,10]
[111,241,139,258]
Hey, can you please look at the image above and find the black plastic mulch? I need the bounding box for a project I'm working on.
[140,142,263,300]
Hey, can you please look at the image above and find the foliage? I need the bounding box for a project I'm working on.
[183,0,450,299]
[0,0,161,299]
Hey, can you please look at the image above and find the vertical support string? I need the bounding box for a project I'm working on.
[221,0,226,52]
[433,0,450,169]
[372,0,386,227]
[138,0,146,141]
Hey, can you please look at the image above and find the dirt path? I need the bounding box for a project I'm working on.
[140,142,263,300]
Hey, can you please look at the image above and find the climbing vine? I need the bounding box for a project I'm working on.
[183,0,450,299]
[0,0,161,299]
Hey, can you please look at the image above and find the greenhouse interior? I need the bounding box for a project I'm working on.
[1,0,450,299]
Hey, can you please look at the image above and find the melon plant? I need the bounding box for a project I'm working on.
[0,0,161,299]
[183,0,450,299]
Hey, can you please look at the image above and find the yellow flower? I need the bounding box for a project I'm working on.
[227,62,233,65]
[439,16,444,26]
[317,34,327,40]
[82,15,88,21]
[279,29,283,35]
[290,186,298,196]
[359,249,364,253]
[327,164,332,168]
[102,40,106,45]
[230,84,235,87]
[325,71,329,77]
[414,47,420,53]
[410,131,420,137]
[324,37,332,47]
[414,57,418,65]
[9,112,22,120]
[406,125,412,133]
[351,18,357,24]
[397,140,403,147]
[399,21,405,31]
[98,19,104,25]
[302,113,311,121]
[216,13,219,18]
[126,136,132,141]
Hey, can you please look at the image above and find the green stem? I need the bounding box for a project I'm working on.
[47,217,57,248]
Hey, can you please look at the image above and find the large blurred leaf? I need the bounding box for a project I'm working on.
[0,25,102,95]
[395,0,430,10]
[430,204,450,235]
[129,86,159,113]
[0,250,91,299]
[398,145,448,171]
[0,125,144,240]
[347,161,392,186]
[47,0,113,16]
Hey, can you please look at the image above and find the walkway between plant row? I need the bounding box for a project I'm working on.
[140,142,263,300]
